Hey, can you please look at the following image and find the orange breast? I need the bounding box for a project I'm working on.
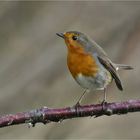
[67,46,98,78]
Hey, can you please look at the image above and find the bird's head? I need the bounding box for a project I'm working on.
[56,31,90,52]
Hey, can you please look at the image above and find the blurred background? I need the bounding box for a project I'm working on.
[0,1,140,139]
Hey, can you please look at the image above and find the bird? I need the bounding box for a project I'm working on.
[56,31,133,105]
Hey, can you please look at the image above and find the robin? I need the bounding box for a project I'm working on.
[56,31,133,105]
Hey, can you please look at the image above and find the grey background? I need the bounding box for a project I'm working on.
[0,1,140,139]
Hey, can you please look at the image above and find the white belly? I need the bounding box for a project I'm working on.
[75,71,112,91]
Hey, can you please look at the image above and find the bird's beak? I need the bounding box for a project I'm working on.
[56,32,65,39]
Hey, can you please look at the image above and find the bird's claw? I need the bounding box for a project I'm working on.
[73,102,81,109]
[94,100,108,118]
[101,100,107,107]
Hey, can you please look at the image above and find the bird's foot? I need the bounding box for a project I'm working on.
[101,99,107,109]
[73,101,81,109]
[95,100,107,118]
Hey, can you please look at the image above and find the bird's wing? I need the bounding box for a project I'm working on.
[91,40,108,57]
[89,39,123,90]
[97,56,123,91]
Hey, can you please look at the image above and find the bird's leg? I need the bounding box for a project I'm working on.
[103,88,107,103]
[101,88,107,108]
[95,88,107,118]
[75,89,87,107]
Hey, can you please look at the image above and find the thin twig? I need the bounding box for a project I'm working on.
[0,99,140,128]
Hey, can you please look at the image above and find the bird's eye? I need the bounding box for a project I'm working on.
[72,35,77,40]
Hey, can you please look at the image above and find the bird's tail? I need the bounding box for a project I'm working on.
[116,64,133,70]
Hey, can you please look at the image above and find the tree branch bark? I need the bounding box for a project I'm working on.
[0,99,140,128]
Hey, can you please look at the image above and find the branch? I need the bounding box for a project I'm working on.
[0,99,140,128]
